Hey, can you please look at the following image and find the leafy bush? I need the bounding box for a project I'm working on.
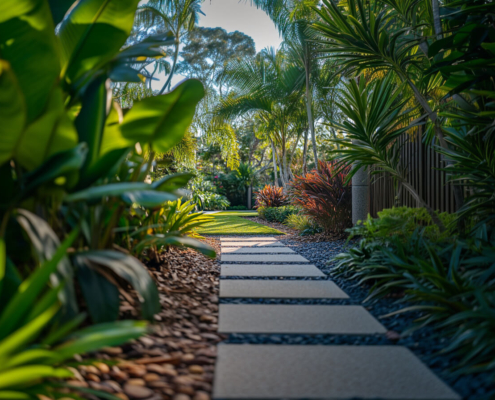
[286,214,323,235]
[348,207,457,243]
[228,205,248,210]
[0,235,146,399]
[333,226,495,376]
[289,161,352,234]
[0,0,213,325]
[188,174,230,210]
[262,206,299,223]
[128,198,215,258]
[255,185,288,208]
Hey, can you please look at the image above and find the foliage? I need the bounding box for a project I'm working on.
[120,198,215,261]
[0,0,212,356]
[228,205,248,210]
[0,236,146,399]
[255,185,288,208]
[289,161,352,234]
[333,228,495,376]
[187,174,230,210]
[260,206,299,224]
[285,213,322,235]
[348,207,457,243]
[178,26,256,83]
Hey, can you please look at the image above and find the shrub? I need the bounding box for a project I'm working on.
[228,205,248,210]
[262,206,299,223]
[348,207,457,243]
[0,236,146,399]
[286,214,323,235]
[255,185,288,208]
[257,206,267,219]
[332,226,495,376]
[289,161,352,234]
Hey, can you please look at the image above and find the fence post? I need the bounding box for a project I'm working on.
[352,167,369,225]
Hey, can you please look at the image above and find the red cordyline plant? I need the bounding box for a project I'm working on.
[255,185,288,208]
[289,161,352,234]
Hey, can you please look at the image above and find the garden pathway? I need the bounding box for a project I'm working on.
[213,236,461,400]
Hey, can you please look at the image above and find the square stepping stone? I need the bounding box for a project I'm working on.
[220,237,280,241]
[219,280,348,299]
[220,264,325,277]
[221,254,308,263]
[218,305,386,334]
[213,345,460,400]
[222,247,294,254]
[221,241,285,247]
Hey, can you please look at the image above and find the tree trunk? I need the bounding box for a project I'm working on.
[270,139,278,187]
[305,67,318,168]
[247,185,252,209]
[302,128,309,174]
[159,41,179,94]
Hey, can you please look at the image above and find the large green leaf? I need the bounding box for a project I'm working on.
[16,210,79,319]
[55,320,147,360]
[0,0,60,123]
[0,228,78,340]
[121,191,177,208]
[75,75,110,170]
[153,172,194,192]
[79,250,160,320]
[0,61,26,166]
[76,101,132,189]
[65,182,151,202]
[121,79,204,152]
[22,143,87,197]
[15,88,79,171]
[74,260,120,323]
[58,0,140,84]
[47,0,74,25]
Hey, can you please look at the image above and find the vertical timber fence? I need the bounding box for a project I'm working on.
[369,131,456,217]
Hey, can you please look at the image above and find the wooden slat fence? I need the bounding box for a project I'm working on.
[369,131,456,217]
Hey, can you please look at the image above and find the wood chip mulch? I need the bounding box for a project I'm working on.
[68,237,224,400]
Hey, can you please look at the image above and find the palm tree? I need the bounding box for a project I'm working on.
[134,0,204,94]
[215,48,305,187]
[329,75,446,229]
[311,0,465,210]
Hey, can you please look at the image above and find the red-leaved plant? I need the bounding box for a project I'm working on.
[255,185,288,208]
[289,161,352,234]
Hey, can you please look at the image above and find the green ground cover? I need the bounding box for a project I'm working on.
[196,213,283,235]
[215,211,258,217]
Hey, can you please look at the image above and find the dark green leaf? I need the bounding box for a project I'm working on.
[121,80,204,152]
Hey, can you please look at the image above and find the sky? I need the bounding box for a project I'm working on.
[151,0,282,89]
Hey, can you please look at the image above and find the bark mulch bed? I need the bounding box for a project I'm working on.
[68,237,224,400]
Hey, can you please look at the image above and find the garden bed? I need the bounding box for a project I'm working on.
[69,238,224,400]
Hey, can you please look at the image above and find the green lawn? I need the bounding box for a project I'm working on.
[196,213,284,235]
[216,211,258,217]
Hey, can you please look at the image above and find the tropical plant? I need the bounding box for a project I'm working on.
[0,235,147,399]
[289,160,352,234]
[134,0,205,93]
[348,207,457,243]
[255,185,288,208]
[119,198,215,262]
[216,48,306,187]
[286,213,322,235]
[262,206,299,223]
[311,0,466,211]
[0,0,211,325]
